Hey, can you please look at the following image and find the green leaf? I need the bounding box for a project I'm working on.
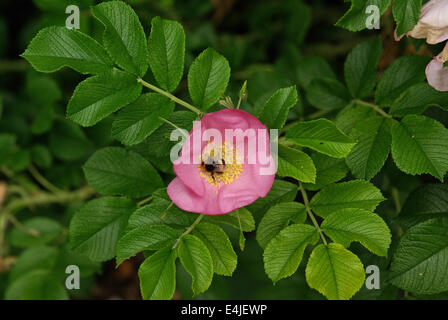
[286,118,356,158]
[69,196,136,262]
[9,246,59,283]
[336,0,391,32]
[277,144,316,183]
[178,234,213,295]
[83,147,163,198]
[399,184,448,229]
[344,37,382,99]
[117,225,182,265]
[306,243,365,300]
[322,208,391,256]
[296,56,336,88]
[334,102,377,134]
[5,270,68,300]
[346,117,392,180]
[112,93,175,146]
[67,70,142,127]
[21,26,113,74]
[193,223,237,276]
[91,1,148,76]
[205,207,255,232]
[259,86,298,129]
[264,224,318,283]
[257,202,307,249]
[302,153,348,191]
[0,134,16,165]
[393,0,422,37]
[31,105,54,135]
[148,16,185,92]
[49,120,91,161]
[247,180,299,221]
[188,48,230,110]
[375,55,430,106]
[9,217,62,248]
[389,218,448,295]
[310,180,385,218]
[138,247,177,300]
[391,115,448,181]
[390,82,448,116]
[127,189,197,230]
[306,78,351,110]
[26,72,61,106]
[239,232,246,251]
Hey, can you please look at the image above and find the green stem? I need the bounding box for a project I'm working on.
[28,165,61,194]
[137,78,203,115]
[160,202,173,220]
[299,182,328,246]
[172,214,204,249]
[2,186,95,215]
[137,196,152,207]
[352,99,392,119]
[158,116,189,138]
[391,187,401,214]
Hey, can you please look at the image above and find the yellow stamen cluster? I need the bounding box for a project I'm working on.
[198,142,243,191]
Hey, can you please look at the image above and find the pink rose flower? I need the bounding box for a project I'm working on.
[167,109,275,215]
[395,0,448,44]
[426,42,448,91]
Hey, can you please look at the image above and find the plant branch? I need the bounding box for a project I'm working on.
[352,99,392,119]
[137,78,203,115]
[298,182,328,246]
[28,164,61,194]
[172,214,204,249]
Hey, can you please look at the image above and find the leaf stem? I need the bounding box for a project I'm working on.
[352,99,392,119]
[28,164,61,194]
[137,196,152,208]
[158,116,189,138]
[172,214,204,249]
[137,78,203,115]
[391,187,401,214]
[298,182,328,246]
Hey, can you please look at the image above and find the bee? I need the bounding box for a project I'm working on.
[201,157,226,181]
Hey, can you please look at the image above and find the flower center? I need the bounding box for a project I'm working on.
[198,142,243,189]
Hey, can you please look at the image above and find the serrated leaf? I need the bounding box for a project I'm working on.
[69,196,136,262]
[21,26,113,74]
[344,37,382,98]
[83,147,163,198]
[193,223,237,276]
[111,93,175,146]
[257,202,307,249]
[127,189,197,230]
[148,16,185,92]
[306,78,351,110]
[336,0,391,32]
[67,70,142,127]
[346,117,392,180]
[302,153,348,191]
[389,218,448,295]
[375,55,430,106]
[138,247,177,300]
[277,144,316,183]
[399,184,448,229]
[91,1,148,76]
[188,48,230,110]
[264,224,318,283]
[310,180,385,218]
[296,56,336,88]
[178,234,213,295]
[259,86,298,129]
[391,115,448,181]
[117,225,182,265]
[306,243,365,300]
[390,82,448,116]
[205,207,255,232]
[335,102,377,134]
[393,0,422,37]
[322,208,391,256]
[286,118,356,158]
